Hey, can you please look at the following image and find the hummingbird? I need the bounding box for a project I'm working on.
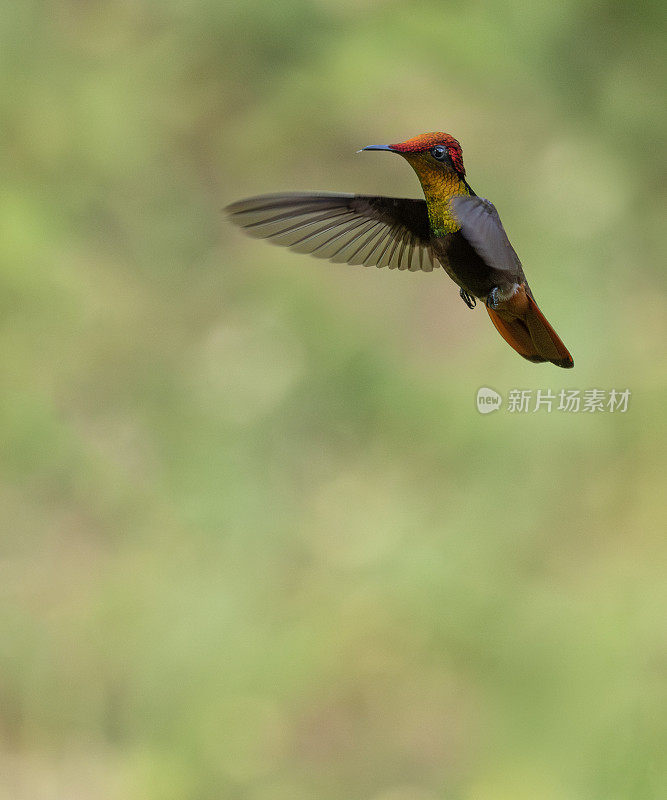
[226,132,573,368]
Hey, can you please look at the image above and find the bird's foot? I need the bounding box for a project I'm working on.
[486,287,501,309]
[459,289,476,309]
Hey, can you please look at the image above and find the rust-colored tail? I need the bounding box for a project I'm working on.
[486,284,574,368]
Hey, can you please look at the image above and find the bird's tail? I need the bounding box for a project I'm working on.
[486,284,574,368]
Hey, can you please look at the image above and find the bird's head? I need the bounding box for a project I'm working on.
[361,132,469,235]
[361,132,465,179]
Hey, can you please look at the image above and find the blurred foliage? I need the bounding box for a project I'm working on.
[0,1,665,798]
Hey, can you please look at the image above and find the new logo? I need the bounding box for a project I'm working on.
[476,387,502,414]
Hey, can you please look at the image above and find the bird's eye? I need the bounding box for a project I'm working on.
[431,146,448,161]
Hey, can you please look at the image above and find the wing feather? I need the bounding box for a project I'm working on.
[376,223,401,268]
[226,192,437,273]
[450,196,522,273]
[347,222,386,265]
[386,227,406,270]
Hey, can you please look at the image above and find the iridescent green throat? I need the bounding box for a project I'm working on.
[404,156,471,236]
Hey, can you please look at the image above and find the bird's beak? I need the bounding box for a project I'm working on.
[357,144,396,153]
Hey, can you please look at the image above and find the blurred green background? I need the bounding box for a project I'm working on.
[1,2,665,798]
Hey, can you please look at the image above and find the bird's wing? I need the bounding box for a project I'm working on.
[450,196,522,274]
[226,192,438,272]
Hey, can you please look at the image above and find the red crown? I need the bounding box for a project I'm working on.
[390,132,465,176]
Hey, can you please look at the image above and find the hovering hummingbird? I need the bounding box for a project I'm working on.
[226,132,573,367]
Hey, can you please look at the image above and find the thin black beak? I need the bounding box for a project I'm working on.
[357,144,395,153]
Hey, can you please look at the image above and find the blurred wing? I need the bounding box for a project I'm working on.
[226,192,439,272]
[451,196,522,273]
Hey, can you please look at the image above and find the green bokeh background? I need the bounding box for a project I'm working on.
[1,2,665,798]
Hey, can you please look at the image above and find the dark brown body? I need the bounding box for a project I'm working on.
[433,231,526,301]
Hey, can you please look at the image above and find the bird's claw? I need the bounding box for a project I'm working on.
[459,289,476,309]
[486,287,501,310]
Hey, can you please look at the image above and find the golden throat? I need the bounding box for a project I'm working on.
[403,154,471,236]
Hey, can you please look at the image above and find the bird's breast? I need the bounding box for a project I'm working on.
[433,233,508,299]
